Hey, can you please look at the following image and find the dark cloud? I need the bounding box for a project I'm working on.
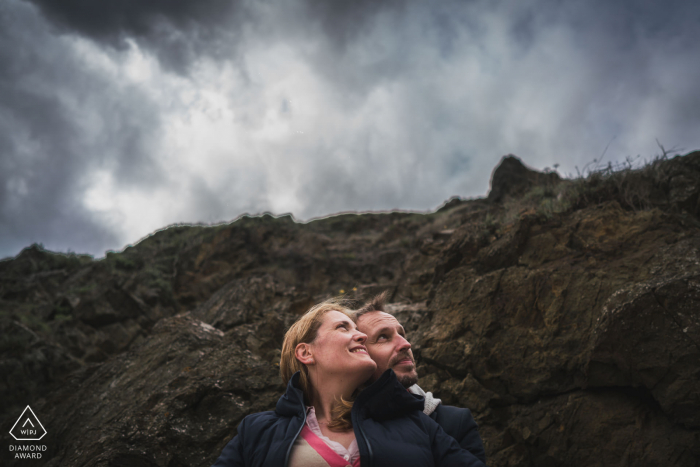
[0,1,163,259]
[28,0,239,37]
[26,0,249,73]
[24,0,409,78]
[301,0,406,52]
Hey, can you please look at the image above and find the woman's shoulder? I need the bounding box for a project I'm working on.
[241,410,277,421]
[239,410,283,429]
[213,410,301,467]
[238,409,301,436]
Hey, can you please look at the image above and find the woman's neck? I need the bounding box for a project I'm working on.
[308,373,357,423]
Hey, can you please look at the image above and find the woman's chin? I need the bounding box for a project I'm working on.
[360,360,378,377]
[346,359,377,380]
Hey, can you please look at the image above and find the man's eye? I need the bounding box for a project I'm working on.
[377,334,387,340]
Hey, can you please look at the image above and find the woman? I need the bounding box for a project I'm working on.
[212,300,485,467]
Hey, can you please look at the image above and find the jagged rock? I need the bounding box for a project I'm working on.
[3,151,700,466]
[484,390,699,467]
[588,273,700,428]
[650,151,700,215]
[0,320,80,417]
[190,275,280,331]
[34,315,283,467]
[487,155,560,203]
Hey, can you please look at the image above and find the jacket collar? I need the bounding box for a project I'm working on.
[355,369,425,421]
[275,371,306,417]
[277,370,424,421]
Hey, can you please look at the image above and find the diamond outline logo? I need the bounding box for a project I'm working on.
[9,406,47,441]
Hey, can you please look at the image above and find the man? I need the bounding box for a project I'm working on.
[352,293,487,465]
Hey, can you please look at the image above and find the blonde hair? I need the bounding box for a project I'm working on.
[280,299,355,431]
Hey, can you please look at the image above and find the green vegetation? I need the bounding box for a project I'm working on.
[0,334,29,353]
[496,150,695,230]
[71,283,97,295]
[16,308,51,333]
[0,244,93,278]
[105,251,142,271]
[563,154,675,212]
[52,300,72,315]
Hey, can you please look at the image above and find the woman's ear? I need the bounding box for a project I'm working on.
[295,343,314,365]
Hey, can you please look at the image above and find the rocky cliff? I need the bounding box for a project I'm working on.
[2,153,699,466]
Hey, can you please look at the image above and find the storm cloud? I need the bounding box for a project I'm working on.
[2,0,699,259]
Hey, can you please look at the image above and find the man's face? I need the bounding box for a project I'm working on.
[356,311,418,388]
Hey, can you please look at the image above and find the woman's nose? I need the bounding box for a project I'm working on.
[354,331,368,343]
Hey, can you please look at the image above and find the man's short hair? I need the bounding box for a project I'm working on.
[351,290,390,322]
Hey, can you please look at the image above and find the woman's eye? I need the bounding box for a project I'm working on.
[337,324,348,330]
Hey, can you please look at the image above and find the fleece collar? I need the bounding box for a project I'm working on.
[408,384,442,416]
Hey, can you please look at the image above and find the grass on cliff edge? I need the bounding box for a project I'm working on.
[498,149,697,226]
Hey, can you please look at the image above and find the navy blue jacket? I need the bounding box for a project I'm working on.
[430,405,486,465]
[212,370,486,467]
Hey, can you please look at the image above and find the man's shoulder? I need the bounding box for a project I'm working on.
[430,403,475,427]
[431,404,486,465]
[432,403,474,417]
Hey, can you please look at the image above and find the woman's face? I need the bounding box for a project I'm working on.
[307,310,377,380]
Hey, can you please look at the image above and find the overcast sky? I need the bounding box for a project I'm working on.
[1,0,699,260]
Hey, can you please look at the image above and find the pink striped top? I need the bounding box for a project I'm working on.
[287,407,360,467]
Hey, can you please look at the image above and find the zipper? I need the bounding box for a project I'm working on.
[352,408,373,467]
[284,407,307,467]
[356,420,373,467]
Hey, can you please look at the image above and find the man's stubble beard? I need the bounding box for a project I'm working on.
[391,351,418,388]
[397,372,418,388]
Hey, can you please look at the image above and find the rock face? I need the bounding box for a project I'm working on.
[2,152,700,466]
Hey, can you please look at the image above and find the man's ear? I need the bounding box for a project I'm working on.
[295,343,314,365]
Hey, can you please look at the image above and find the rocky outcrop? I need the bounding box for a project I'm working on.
[419,202,700,465]
[487,155,560,203]
[37,315,283,467]
[2,152,700,466]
